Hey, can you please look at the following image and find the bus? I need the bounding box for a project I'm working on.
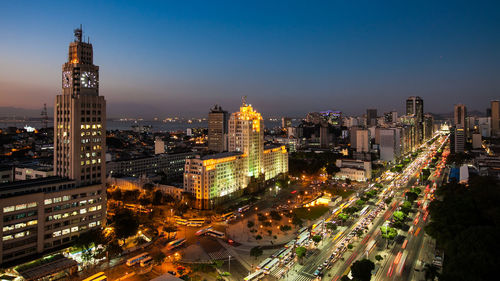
[244,270,265,281]
[256,258,272,270]
[285,239,296,248]
[296,235,309,246]
[175,218,188,225]
[359,206,370,216]
[187,220,204,227]
[263,258,280,274]
[221,212,235,221]
[238,205,251,213]
[82,272,107,281]
[271,248,287,258]
[206,230,225,239]
[278,248,292,260]
[140,256,153,267]
[166,238,186,251]
[126,252,149,266]
[195,226,213,236]
[297,227,308,236]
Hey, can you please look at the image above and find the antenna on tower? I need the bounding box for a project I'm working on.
[41,103,48,129]
[242,96,247,106]
[74,24,82,42]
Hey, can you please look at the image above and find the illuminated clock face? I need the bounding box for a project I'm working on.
[62,71,72,88]
[81,71,97,88]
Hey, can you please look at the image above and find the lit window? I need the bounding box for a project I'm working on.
[71,226,79,232]
[27,202,37,208]
[80,208,87,214]
[62,228,70,235]
[53,231,61,237]
[15,204,27,211]
[3,206,15,213]
[3,235,13,241]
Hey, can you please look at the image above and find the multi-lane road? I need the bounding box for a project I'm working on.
[259,133,448,281]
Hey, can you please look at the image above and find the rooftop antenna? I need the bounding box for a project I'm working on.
[74,24,82,42]
[242,96,247,106]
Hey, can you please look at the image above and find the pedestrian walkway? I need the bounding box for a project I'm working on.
[208,249,231,260]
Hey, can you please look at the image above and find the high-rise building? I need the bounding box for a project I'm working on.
[491,100,500,136]
[379,128,402,162]
[154,137,165,154]
[454,104,467,129]
[455,125,466,153]
[384,111,398,124]
[228,101,264,178]
[281,117,292,129]
[208,105,228,152]
[356,129,370,153]
[0,27,106,265]
[424,114,434,140]
[406,96,424,144]
[185,100,288,209]
[56,26,106,186]
[367,109,377,127]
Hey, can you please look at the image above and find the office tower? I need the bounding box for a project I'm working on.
[356,129,370,153]
[384,111,399,124]
[228,100,264,178]
[424,114,434,140]
[454,125,466,153]
[154,137,165,154]
[0,27,106,265]
[454,104,467,129]
[472,133,482,149]
[208,105,228,152]
[281,117,292,129]
[406,96,424,144]
[380,128,402,162]
[185,99,287,209]
[491,100,500,136]
[320,126,329,148]
[56,26,106,186]
[367,109,377,126]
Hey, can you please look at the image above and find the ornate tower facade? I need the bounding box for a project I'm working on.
[54,27,106,186]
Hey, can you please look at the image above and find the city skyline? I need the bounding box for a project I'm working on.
[1,0,499,118]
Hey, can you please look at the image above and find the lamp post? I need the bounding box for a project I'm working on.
[228,255,231,275]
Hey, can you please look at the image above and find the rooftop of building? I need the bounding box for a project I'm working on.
[200,151,243,160]
[15,164,53,172]
[0,176,72,192]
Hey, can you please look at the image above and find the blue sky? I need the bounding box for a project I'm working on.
[0,0,499,117]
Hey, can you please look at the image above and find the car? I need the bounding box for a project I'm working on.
[323,260,329,267]
[313,269,321,276]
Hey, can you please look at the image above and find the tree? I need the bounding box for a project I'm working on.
[114,209,139,241]
[375,255,383,262]
[338,213,349,222]
[356,199,366,206]
[400,201,412,214]
[152,251,166,264]
[380,226,397,248]
[326,222,337,232]
[393,211,406,227]
[280,225,291,232]
[351,259,375,281]
[384,197,393,205]
[312,235,322,244]
[292,215,303,227]
[270,210,282,221]
[250,247,263,259]
[424,263,440,281]
[347,243,353,249]
[247,221,255,228]
[255,235,262,240]
[405,191,418,202]
[295,246,307,263]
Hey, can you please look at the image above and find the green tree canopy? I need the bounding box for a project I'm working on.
[312,235,322,243]
[351,259,375,281]
[295,246,307,258]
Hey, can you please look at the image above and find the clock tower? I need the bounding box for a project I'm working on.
[55,26,106,187]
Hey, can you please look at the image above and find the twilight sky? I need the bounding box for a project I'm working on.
[0,0,499,118]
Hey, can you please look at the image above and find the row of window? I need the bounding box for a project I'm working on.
[80,131,102,137]
[51,220,101,238]
[3,228,35,241]
[3,220,37,232]
[3,202,37,213]
[4,211,37,223]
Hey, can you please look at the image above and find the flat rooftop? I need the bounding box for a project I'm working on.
[201,151,243,160]
[0,176,72,191]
